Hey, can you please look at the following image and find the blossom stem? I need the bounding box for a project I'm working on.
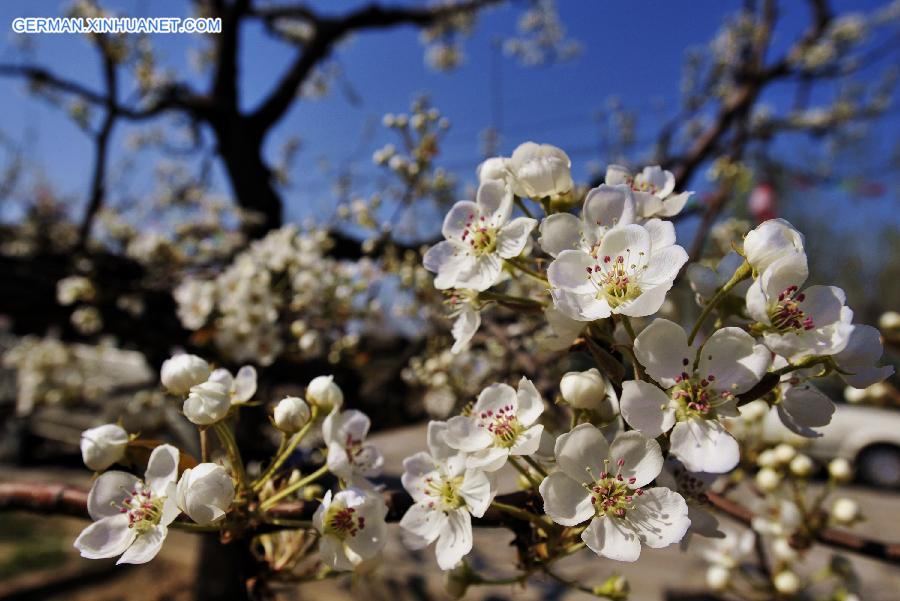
[213,421,248,492]
[259,464,329,511]
[263,516,314,529]
[513,196,535,219]
[490,500,551,529]
[687,259,752,345]
[521,455,549,479]
[543,568,612,598]
[509,456,542,489]
[479,290,546,311]
[170,521,224,532]
[504,258,548,284]
[252,409,319,492]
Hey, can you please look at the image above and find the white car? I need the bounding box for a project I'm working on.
[763,404,900,488]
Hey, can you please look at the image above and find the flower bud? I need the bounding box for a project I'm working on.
[773,570,801,595]
[274,396,311,433]
[161,354,210,395]
[705,565,730,591]
[175,463,235,525]
[560,368,614,416]
[757,449,778,468]
[843,386,867,403]
[743,219,805,274]
[80,424,129,471]
[789,454,814,478]
[183,381,230,425]
[830,497,860,525]
[741,399,769,422]
[307,375,343,413]
[507,141,573,200]
[593,574,629,600]
[772,537,797,562]
[879,310,900,331]
[773,443,797,464]
[756,467,782,492]
[828,457,853,483]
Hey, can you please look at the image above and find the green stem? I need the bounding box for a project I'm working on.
[213,421,248,491]
[522,454,549,479]
[513,196,535,219]
[263,516,314,529]
[170,521,223,532]
[260,464,329,511]
[687,259,751,345]
[509,456,541,489]
[479,290,546,310]
[620,315,637,342]
[490,500,552,529]
[252,409,318,492]
[504,258,548,285]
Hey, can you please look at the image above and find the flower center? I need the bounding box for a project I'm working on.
[118,483,165,534]
[460,213,498,256]
[671,370,731,420]
[768,285,814,333]
[584,458,642,518]
[343,434,379,472]
[423,474,465,512]
[324,504,365,539]
[585,253,645,307]
[476,404,522,448]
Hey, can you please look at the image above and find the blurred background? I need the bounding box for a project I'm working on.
[0,0,898,600]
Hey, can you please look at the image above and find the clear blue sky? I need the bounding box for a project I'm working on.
[0,0,897,236]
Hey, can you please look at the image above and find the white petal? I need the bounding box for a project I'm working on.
[444,415,492,452]
[616,284,671,318]
[459,469,494,517]
[597,224,651,266]
[605,164,631,186]
[609,431,664,488]
[401,451,437,502]
[582,184,635,232]
[547,250,595,294]
[424,241,466,288]
[550,287,612,321]
[473,382,519,415]
[670,420,739,474]
[496,217,537,259]
[510,424,544,456]
[778,384,835,437]
[74,514,135,559]
[442,201,480,241]
[641,245,688,286]
[582,516,641,562]
[232,365,257,403]
[619,380,675,438]
[760,253,809,301]
[642,218,676,249]
[435,508,473,570]
[539,213,583,257]
[699,327,770,394]
[657,191,691,217]
[634,318,692,388]
[400,503,447,548]
[208,368,234,390]
[87,471,141,520]
[538,306,584,351]
[117,525,167,565]
[476,180,512,227]
[454,253,502,292]
[450,306,480,354]
[834,324,894,388]
[145,444,180,492]
[515,377,544,425]
[539,472,593,526]
[554,423,610,484]
[466,446,509,472]
[319,535,355,571]
[626,487,691,548]
[426,421,457,462]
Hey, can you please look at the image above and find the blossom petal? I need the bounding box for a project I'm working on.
[442,201,479,241]
[74,514,135,559]
[400,502,447,548]
[117,525,167,565]
[634,318,692,388]
[466,446,509,472]
[476,180,512,227]
[450,306,480,354]
[87,471,141,520]
[619,380,676,438]
[474,382,519,416]
[626,487,691,548]
[443,416,491,453]
[582,184,635,232]
[609,431,664,488]
[435,508,473,570]
[641,245,688,286]
[496,217,537,259]
[834,324,894,388]
[670,420,739,473]
[539,472,593,526]
[642,218,676,249]
[597,224,651,267]
[605,164,631,186]
[145,444,179,492]
[698,327,770,394]
[657,191,691,217]
[548,250,595,294]
[459,469,494,517]
[511,424,544,457]
[582,516,641,562]
[616,284,671,318]
[232,366,257,403]
[778,384,835,437]
[516,377,544,426]
[554,423,610,484]
[454,253,502,292]
[539,213,583,257]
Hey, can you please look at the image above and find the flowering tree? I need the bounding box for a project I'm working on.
[1,1,899,601]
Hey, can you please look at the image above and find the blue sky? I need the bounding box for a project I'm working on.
[0,0,897,238]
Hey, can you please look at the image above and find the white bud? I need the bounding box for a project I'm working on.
[705,565,730,591]
[183,381,231,425]
[757,449,778,468]
[756,467,782,492]
[743,218,805,274]
[307,375,343,413]
[80,424,129,471]
[831,497,860,524]
[773,443,797,464]
[559,368,614,416]
[772,537,797,562]
[741,399,769,422]
[507,141,573,200]
[773,570,801,595]
[843,386,867,403]
[789,454,814,478]
[274,396,311,434]
[828,457,853,483]
[175,463,235,525]
[161,354,210,395]
[878,310,900,331]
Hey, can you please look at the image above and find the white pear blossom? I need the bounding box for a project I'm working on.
[538,184,636,257]
[160,354,210,395]
[307,375,344,413]
[209,365,257,405]
[424,181,537,292]
[547,224,688,321]
[605,164,692,218]
[322,409,384,486]
[273,396,311,434]
[539,425,690,561]
[445,290,481,354]
[742,218,805,274]
[313,487,388,571]
[832,324,895,388]
[80,424,129,471]
[559,368,618,419]
[183,380,231,426]
[443,377,544,472]
[174,463,235,525]
[621,319,770,473]
[746,254,854,360]
[400,421,495,570]
[74,444,180,565]
[507,142,573,200]
[173,279,215,330]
